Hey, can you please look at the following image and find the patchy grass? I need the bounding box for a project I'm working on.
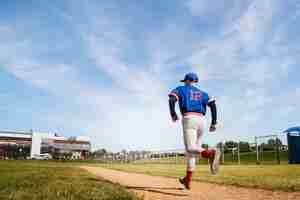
[0,160,141,200]
[101,163,300,192]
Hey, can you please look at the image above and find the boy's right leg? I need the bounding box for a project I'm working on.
[181,129,197,189]
[181,117,198,190]
[179,153,195,190]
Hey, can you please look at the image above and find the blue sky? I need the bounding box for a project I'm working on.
[1,0,300,151]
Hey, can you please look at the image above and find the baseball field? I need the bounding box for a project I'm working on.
[2,160,300,200]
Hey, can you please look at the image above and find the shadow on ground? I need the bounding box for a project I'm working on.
[126,186,188,197]
[88,177,188,197]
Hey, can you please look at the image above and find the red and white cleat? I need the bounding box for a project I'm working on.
[208,148,221,175]
[179,177,191,190]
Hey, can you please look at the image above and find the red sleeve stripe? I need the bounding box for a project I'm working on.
[169,93,180,101]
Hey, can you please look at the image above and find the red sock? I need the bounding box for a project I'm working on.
[200,149,210,158]
[186,170,193,183]
[200,149,215,158]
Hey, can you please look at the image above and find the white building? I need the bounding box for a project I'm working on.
[0,130,91,159]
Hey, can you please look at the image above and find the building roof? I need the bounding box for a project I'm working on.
[0,130,31,134]
[284,127,300,133]
[0,131,32,139]
[0,130,90,143]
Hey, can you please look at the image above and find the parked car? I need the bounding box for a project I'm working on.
[30,153,52,160]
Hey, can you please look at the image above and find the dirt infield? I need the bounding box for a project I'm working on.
[82,166,300,200]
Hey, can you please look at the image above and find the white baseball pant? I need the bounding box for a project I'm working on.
[182,114,206,171]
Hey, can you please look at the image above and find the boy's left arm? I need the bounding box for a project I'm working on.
[208,97,217,132]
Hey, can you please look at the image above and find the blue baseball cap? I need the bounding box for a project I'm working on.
[180,72,199,82]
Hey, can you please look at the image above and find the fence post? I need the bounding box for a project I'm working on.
[255,136,260,164]
[261,143,264,162]
[238,141,240,165]
[276,136,281,164]
[222,142,225,164]
[159,153,161,164]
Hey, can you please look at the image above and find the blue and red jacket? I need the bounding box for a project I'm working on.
[168,84,217,124]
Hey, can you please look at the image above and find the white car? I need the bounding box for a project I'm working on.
[31,154,52,160]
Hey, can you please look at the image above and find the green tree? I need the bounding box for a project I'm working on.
[239,141,250,152]
[224,141,238,153]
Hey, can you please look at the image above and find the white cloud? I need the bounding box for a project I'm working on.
[185,0,254,30]
[186,0,299,142]
[188,0,281,82]
[186,0,226,17]
[4,62,75,91]
[296,88,300,97]
[293,1,300,19]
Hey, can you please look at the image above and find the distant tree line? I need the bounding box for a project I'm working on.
[216,138,283,153]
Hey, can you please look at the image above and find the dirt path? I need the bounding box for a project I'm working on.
[82,166,300,200]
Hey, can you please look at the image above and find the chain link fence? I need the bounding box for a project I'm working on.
[94,133,288,165]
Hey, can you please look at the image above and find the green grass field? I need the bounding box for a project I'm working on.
[0,160,141,200]
[101,163,300,192]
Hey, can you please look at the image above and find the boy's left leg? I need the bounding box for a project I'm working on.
[196,116,221,174]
